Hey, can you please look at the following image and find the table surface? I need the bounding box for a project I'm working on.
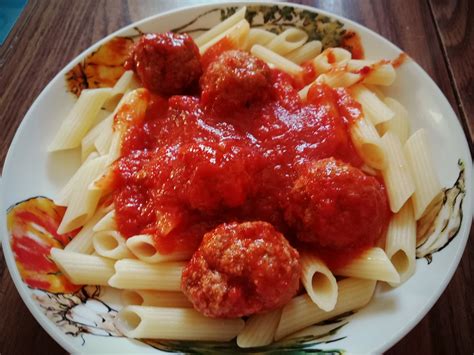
[0,0,472,354]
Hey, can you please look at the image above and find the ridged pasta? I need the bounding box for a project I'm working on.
[300,253,338,311]
[115,306,244,340]
[50,248,115,285]
[275,278,376,340]
[381,131,415,212]
[385,201,417,286]
[334,247,400,283]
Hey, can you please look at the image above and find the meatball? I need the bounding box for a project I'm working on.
[125,32,202,95]
[285,158,389,249]
[181,221,301,318]
[200,50,272,115]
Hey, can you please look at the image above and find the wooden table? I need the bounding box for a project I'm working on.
[0,0,472,354]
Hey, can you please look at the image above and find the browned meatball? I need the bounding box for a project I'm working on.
[285,158,390,249]
[181,221,301,318]
[200,50,272,115]
[125,32,202,95]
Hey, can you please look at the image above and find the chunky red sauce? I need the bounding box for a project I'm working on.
[112,36,388,268]
[341,31,365,59]
[392,52,409,68]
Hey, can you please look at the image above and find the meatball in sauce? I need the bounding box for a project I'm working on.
[125,32,202,95]
[286,158,390,250]
[181,221,301,318]
[200,50,272,115]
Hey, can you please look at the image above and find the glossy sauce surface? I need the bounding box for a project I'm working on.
[112,43,387,267]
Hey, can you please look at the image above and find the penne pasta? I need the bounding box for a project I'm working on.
[316,70,361,88]
[251,44,303,77]
[108,259,185,290]
[50,248,115,286]
[244,28,277,50]
[199,19,250,54]
[286,40,322,64]
[115,306,244,341]
[57,155,109,234]
[334,247,400,283]
[81,113,113,161]
[378,97,410,143]
[404,129,443,220]
[275,278,376,340]
[351,84,394,125]
[385,201,416,286]
[311,47,351,74]
[300,253,338,311]
[347,60,396,86]
[265,28,308,56]
[93,230,135,259]
[121,290,192,308]
[349,116,386,170]
[237,309,282,348]
[92,209,116,232]
[126,234,194,263]
[65,203,113,254]
[381,131,415,213]
[49,88,112,151]
[195,6,247,46]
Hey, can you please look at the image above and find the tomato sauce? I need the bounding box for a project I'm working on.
[392,52,409,68]
[112,44,387,265]
[341,31,365,59]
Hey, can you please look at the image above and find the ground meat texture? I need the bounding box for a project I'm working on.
[200,50,272,115]
[125,32,202,95]
[181,221,301,318]
[285,158,389,249]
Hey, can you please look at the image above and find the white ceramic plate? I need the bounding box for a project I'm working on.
[1,2,472,353]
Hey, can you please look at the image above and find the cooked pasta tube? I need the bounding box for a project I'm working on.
[404,129,443,220]
[385,202,416,286]
[381,132,415,213]
[251,44,303,77]
[108,259,185,290]
[93,230,134,259]
[300,253,337,311]
[347,60,396,86]
[121,290,192,308]
[349,116,386,169]
[199,19,250,54]
[351,84,394,125]
[286,40,322,64]
[334,247,400,283]
[111,70,139,96]
[81,113,113,160]
[126,234,194,263]
[50,248,115,286]
[54,153,99,206]
[49,88,112,151]
[378,97,410,143]
[57,155,109,234]
[265,28,308,56]
[92,209,116,232]
[316,71,361,88]
[115,306,244,341]
[237,309,282,348]
[106,131,122,165]
[275,278,376,340]
[311,47,351,74]
[244,28,277,50]
[194,6,246,46]
[94,114,114,155]
[65,204,113,254]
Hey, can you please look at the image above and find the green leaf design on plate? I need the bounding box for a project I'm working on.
[171,5,346,49]
[142,312,353,353]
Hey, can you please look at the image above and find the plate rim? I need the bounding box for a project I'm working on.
[1,1,472,353]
